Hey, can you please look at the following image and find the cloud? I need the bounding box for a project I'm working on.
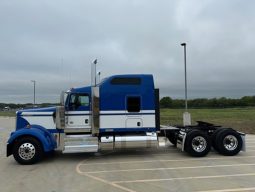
[0,0,254,103]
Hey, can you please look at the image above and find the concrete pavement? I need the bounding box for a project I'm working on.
[1,117,255,192]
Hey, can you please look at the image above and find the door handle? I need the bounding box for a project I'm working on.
[85,119,89,124]
[137,122,141,127]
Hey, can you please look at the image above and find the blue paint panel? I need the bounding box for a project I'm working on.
[47,129,64,133]
[70,86,91,94]
[100,74,155,111]
[16,117,30,130]
[8,125,57,152]
[66,74,156,112]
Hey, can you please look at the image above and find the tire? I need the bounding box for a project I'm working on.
[215,129,243,156]
[12,136,43,165]
[211,128,227,151]
[167,131,177,146]
[184,130,211,157]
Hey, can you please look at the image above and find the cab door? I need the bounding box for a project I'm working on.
[125,96,143,129]
[65,93,91,130]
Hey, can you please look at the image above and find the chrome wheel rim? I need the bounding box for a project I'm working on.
[223,135,238,151]
[18,143,36,160]
[192,136,207,152]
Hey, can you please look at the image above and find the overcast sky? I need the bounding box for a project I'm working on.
[0,0,255,103]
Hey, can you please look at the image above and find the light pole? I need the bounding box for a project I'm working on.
[181,43,188,111]
[31,80,36,107]
[181,43,191,125]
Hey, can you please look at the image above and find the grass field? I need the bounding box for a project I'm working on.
[0,108,254,134]
[161,108,255,134]
[0,111,15,117]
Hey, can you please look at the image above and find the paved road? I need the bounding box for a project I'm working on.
[0,117,255,192]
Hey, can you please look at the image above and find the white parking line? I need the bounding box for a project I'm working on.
[79,155,255,166]
[77,170,136,192]
[80,171,135,192]
[197,187,255,192]
[76,148,255,192]
[112,173,255,184]
[85,163,255,174]
[76,151,136,192]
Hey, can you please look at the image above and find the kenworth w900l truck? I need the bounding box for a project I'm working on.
[6,74,245,164]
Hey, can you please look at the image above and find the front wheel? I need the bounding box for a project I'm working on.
[185,130,211,157]
[13,136,43,165]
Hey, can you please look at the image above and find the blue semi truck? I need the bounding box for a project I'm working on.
[6,74,245,164]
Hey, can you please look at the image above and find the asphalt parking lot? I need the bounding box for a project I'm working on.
[0,117,255,192]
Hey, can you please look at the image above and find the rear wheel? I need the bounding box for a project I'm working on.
[185,130,211,157]
[215,129,243,156]
[211,128,227,151]
[13,136,43,165]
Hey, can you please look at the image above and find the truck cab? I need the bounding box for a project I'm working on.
[7,74,160,164]
[62,74,159,133]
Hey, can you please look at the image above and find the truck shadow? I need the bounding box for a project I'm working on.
[42,145,186,164]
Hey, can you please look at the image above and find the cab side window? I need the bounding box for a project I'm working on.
[69,94,89,110]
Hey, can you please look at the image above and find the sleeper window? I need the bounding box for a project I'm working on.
[111,77,141,85]
[127,97,141,112]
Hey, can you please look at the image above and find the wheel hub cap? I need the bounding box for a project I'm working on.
[223,135,238,151]
[192,136,207,152]
[18,143,36,160]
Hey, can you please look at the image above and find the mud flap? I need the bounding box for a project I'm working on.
[6,143,12,157]
[176,131,187,152]
[238,132,246,152]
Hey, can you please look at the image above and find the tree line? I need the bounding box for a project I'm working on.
[1,96,255,109]
[160,96,255,108]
